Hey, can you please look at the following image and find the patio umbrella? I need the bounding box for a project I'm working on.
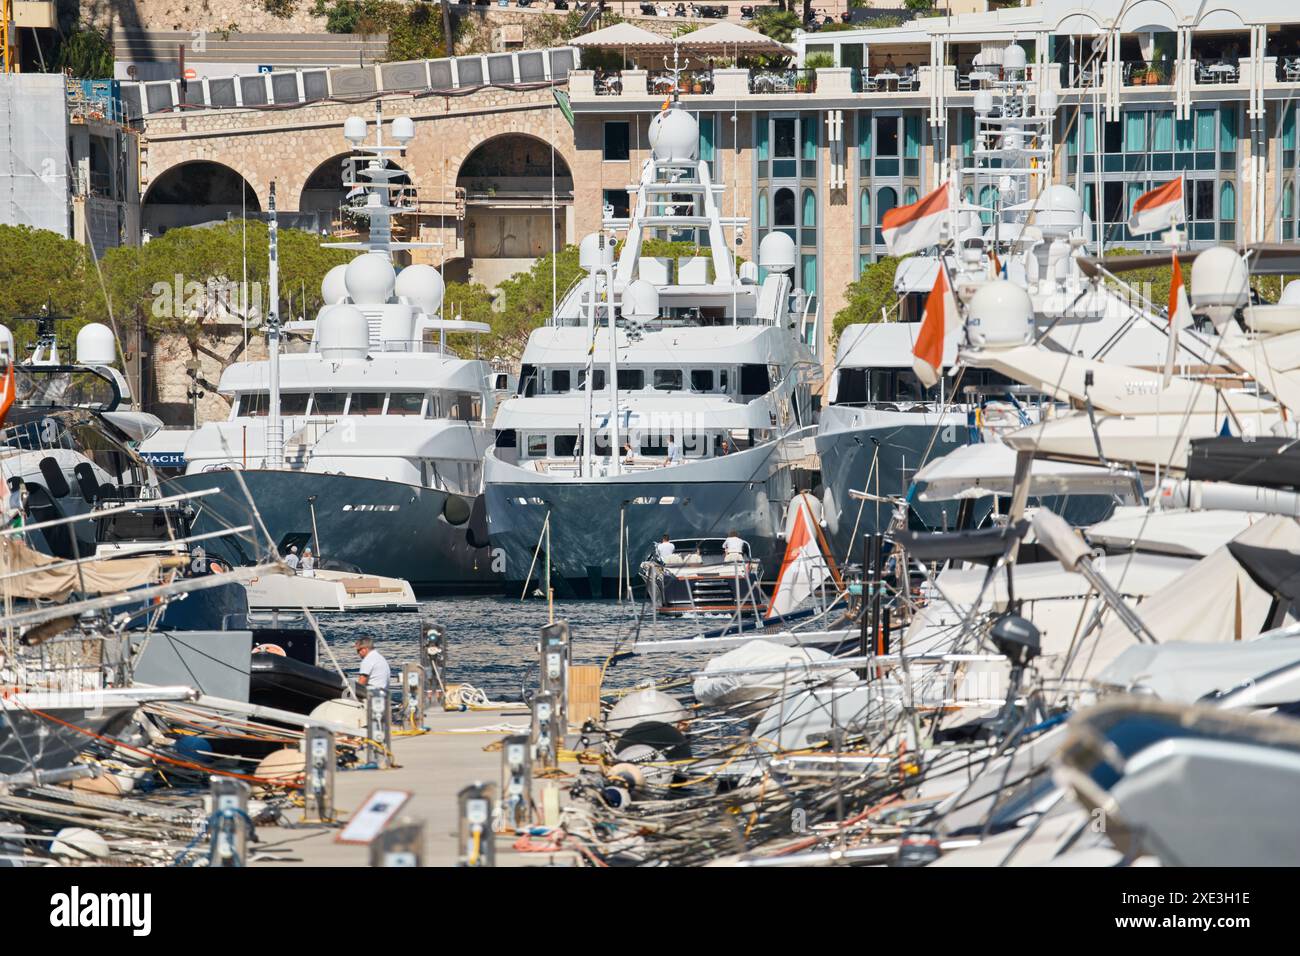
[571,22,673,66]
[671,21,793,61]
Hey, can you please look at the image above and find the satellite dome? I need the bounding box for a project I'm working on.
[1190,246,1249,327]
[394,263,445,315]
[1281,279,1300,306]
[648,108,699,163]
[739,261,760,284]
[321,264,349,305]
[343,253,396,306]
[1003,44,1028,71]
[1036,184,1084,238]
[622,279,660,319]
[76,322,116,366]
[579,232,615,272]
[315,304,370,360]
[0,323,14,360]
[965,280,1035,349]
[758,232,797,272]
[1039,88,1059,114]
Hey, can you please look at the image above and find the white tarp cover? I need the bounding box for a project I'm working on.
[0,74,69,237]
[914,441,1135,501]
[1084,506,1261,558]
[1095,638,1300,702]
[1084,516,1300,681]
[693,639,852,707]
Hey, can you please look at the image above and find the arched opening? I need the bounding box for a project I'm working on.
[299,153,413,238]
[774,187,796,226]
[876,187,897,243]
[455,133,572,288]
[142,161,260,237]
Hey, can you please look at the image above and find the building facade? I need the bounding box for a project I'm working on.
[568,0,1300,370]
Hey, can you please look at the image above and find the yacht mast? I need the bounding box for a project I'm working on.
[266,181,283,469]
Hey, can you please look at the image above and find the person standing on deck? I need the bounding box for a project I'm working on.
[655,534,676,562]
[300,547,316,576]
[666,434,683,466]
[285,545,300,572]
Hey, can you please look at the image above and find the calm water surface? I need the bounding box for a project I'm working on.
[323,596,729,700]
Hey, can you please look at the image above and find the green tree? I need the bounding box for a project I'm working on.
[55,27,114,80]
[0,226,98,352]
[833,256,903,340]
[754,9,801,44]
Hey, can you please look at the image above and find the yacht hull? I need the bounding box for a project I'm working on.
[484,442,809,599]
[165,469,499,595]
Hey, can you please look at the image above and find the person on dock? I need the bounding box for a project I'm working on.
[655,534,676,562]
[723,529,747,562]
[355,635,390,697]
[300,547,316,576]
[285,545,300,571]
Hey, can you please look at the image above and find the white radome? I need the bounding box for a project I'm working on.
[321,263,349,305]
[394,263,445,315]
[758,231,797,272]
[1280,279,1300,306]
[1036,184,1084,238]
[1190,246,1249,325]
[76,322,117,366]
[315,304,370,360]
[344,253,396,305]
[622,279,660,319]
[1003,43,1028,71]
[648,108,699,163]
[966,280,1035,349]
[579,232,615,272]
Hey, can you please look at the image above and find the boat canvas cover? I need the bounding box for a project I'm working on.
[1096,638,1300,702]
[1187,436,1300,489]
[1087,515,1300,680]
[0,537,161,601]
[913,441,1133,501]
[692,640,852,707]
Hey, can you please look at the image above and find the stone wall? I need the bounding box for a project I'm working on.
[150,326,265,425]
[78,0,328,35]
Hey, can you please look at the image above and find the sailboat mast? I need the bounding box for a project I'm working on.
[266,181,283,469]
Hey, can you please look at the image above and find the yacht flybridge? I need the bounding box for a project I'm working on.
[484,97,822,598]
[170,107,504,593]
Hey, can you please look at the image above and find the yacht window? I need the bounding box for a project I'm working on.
[719,369,729,392]
[617,369,644,390]
[595,432,613,457]
[690,369,714,392]
[388,392,425,416]
[350,393,385,416]
[241,392,268,416]
[312,392,346,415]
[520,364,539,397]
[526,434,548,457]
[739,364,771,395]
[653,369,683,390]
[449,392,483,422]
[554,434,578,457]
[551,369,571,393]
[280,393,309,416]
[578,368,607,390]
[641,438,667,456]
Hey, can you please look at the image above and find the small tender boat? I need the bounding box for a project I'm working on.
[245,567,418,613]
[640,538,766,615]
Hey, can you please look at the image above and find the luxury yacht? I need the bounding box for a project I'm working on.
[168,109,506,593]
[483,100,821,598]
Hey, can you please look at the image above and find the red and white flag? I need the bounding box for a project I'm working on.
[1128,178,1183,236]
[912,265,959,389]
[0,358,13,428]
[881,181,952,257]
[766,495,832,620]
[1163,252,1192,388]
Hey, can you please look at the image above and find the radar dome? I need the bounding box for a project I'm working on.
[648,108,699,163]
[321,264,349,305]
[1036,184,1084,238]
[344,253,396,306]
[739,261,760,284]
[1003,44,1028,71]
[1190,246,1249,327]
[1281,279,1300,306]
[965,280,1035,349]
[76,323,116,366]
[758,232,797,273]
[622,279,660,320]
[394,263,445,315]
[315,304,370,360]
[579,232,615,272]
[0,323,13,360]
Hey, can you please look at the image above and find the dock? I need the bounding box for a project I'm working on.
[251,707,584,867]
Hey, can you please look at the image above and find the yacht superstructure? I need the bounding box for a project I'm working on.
[483,99,822,598]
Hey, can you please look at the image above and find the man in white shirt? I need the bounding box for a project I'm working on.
[355,635,390,696]
[655,534,676,562]
[285,545,299,571]
[300,547,316,576]
[666,434,683,466]
[723,529,747,562]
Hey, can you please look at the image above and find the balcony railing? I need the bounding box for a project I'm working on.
[860,68,920,92]
[1193,60,1241,84]
[647,69,714,95]
[749,68,816,94]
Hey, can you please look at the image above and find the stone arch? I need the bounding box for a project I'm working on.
[142,160,261,237]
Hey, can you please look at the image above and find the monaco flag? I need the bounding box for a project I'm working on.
[881,181,952,257]
[1163,252,1192,388]
[1128,178,1183,236]
[766,494,835,620]
[912,264,959,389]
